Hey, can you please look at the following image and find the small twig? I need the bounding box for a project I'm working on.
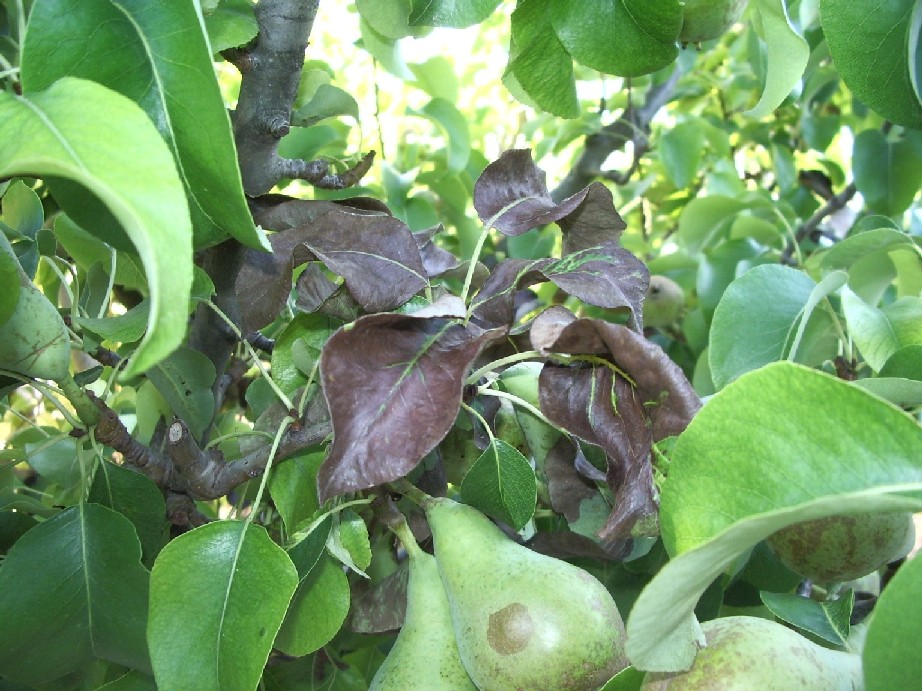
[276,150,376,190]
[781,182,857,265]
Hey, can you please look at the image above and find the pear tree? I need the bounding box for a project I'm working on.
[1,1,921,690]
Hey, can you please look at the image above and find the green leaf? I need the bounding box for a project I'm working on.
[460,439,537,531]
[327,508,373,574]
[863,549,922,690]
[292,84,360,128]
[75,301,151,345]
[625,362,922,671]
[659,122,706,189]
[676,196,749,254]
[148,520,298,691]
[505,1,578,118]
[89,461,168,568]
[1,180,44,240]
[410,56,459,101]
[759,590,852,646]
[408,0,501,28]
[842,290,922,371]
[275,553,351,656]
[0,77,192,377]
[747,0,810,117]
[0,230,70,380]
[272,313,341,397]
[0,247,19,325]
[270,451,325,535]
[357,0,423,39]
[709,265,831,389]
[820,0,922,128]
[204,0,258,53]
[0,504,151,686]
[551,0,681,78]
[852,129,922,216]
[22,0,268,252]
[822,227,916,273]
[410,98,471,173]
[145,346,216,440]
[53,214,148,291]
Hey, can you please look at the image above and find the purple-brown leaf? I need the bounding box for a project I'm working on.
[237,207,428,331]
[317,314,496,501]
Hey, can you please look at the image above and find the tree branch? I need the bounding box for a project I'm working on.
[552,67,682,202]
[780,182,857,265]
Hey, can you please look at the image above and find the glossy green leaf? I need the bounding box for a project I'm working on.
[853,130,922,216]
[76,302,150,346]
[275,553,351,656]
[89,461,168,568]
[22,0,268,252]
[0,77,191,377]
[145,346,216,440]
[148,520,298,691]
[551,0,681,78]
[408,0,501,28]
[272,314,341,397]
[747,0,809,117]
[709,265,831,389]
[0,230,70,380]
[760,590,852,646]
[460,439,537,531]
[853,377,922,407]
[357,0,425,39]
[863,549,922,690]
[625,362,922,671]
[820,0,922,128]
[0,504,151,686]
[842,290,922,371]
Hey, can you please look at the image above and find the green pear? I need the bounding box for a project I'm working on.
[423,496,627,690]
[679,0,749,44]
[643,275,685,328]
[370,514,476,690]
[767,511,915,584]
[641,616,862,689]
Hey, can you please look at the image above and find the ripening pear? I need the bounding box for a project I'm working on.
[370,516,476,690]
[768,511,915,584]
[679,0,749,44]
[640,616,863,689]
[643,275,685,329]
[424,496,627,691]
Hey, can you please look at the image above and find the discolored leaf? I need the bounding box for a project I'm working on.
[238,207,427,331]
[541,364,656,540]
[545,439,601,524]
[469,258,550,329]
[317,313,496,501]
[473,149,585,236]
